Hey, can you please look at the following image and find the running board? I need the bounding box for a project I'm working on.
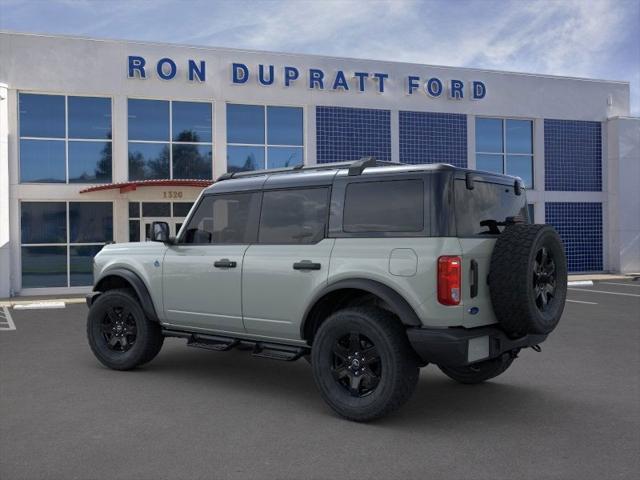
[162,328,309,362]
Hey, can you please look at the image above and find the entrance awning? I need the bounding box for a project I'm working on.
[79,179,213,194]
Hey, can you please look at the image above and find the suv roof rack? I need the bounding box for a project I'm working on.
[215,157,402,182]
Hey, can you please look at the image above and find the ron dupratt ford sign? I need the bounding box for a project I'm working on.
[127,55,487,100]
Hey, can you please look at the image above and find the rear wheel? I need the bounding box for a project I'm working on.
[87,289,164,370]
[311,307,419,422]
[439,354,514,384]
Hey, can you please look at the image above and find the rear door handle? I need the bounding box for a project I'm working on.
[214,258,237,269]
[293,260,321,271]
[470,259,479,298]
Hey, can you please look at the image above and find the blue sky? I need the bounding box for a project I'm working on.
[1,0,639,114]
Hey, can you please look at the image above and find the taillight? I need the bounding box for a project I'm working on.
[438,256,461,306]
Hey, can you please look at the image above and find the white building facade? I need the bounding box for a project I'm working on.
[0,32,638,297]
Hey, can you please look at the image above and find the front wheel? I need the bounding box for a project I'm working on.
[311,307,419,422]
[87,289,164,370]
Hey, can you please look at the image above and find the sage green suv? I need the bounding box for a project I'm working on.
[86,158,567,421]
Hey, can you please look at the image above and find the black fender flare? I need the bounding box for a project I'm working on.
[301,278,422,339]
[91,268,159,322]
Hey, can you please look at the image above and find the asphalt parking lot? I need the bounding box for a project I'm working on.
[1,280,639,480]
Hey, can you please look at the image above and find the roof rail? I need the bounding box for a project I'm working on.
[214,158,402,182]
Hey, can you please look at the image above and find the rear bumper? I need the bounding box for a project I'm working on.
[407,325,547,367]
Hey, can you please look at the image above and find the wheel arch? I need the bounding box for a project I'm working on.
[301,278,422,342]
[92,268,159,322]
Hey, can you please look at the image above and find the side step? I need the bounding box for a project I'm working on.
[251,342,306,361]
[162,329,309,362]
[187,335,239,352]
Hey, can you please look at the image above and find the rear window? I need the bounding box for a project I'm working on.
[343,179,424,233]
[455,179,528,236]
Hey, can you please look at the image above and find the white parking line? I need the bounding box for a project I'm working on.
[13,301,66,310]
[567,288,640,298]
[566,299,598,305]
[0,306,16,331]
[600,282,640,288]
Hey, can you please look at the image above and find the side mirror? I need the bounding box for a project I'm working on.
[151,221,170,243]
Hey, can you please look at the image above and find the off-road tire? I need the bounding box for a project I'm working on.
[489,224,567,338]
[87,289,164,370]
[439,354,514,384]
[311,307,419,422]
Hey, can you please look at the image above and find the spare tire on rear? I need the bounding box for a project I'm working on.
[489,224,567,338]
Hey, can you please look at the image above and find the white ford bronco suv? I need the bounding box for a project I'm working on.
[87,158,567,421]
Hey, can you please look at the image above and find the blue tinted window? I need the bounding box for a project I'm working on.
[172,144,212,179]
[128,142,170,180]
[68,96,112,139]
[476,118,503,153]
[227,104,264,144]
[506,120,532,154]
[20,140,65,183]
[19,93,65,138]
[69,202,113,243]
[267,106,303,145]
[128,99,169,141]
[267,147,303,168]
[21,246,68,288]
[476,154,503,174]
[70,245,103,286]
[68,141,112,183]
[21,202,67,244]
[506,155,533,187]
[173,102,212,143]
[227,146,265,172]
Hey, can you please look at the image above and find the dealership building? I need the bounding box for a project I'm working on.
[0,31,638,297]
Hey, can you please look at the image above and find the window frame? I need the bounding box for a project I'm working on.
[19,200,114,289]
[127,98,214,181]
[475,116,534,188]
[226,103,306,171]
[18,92,114,184]
[257,186,331,245]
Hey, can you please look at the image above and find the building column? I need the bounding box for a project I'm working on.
[0,84,9,297]
[607,117,640,273]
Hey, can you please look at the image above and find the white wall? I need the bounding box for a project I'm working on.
[607,117,640,273]
[0,83,9,298]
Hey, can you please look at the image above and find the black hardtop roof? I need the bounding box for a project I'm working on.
[203,157,523,194]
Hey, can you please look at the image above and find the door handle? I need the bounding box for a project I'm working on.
[293,260,321,271]
[470,259,479,298]
[214,258,237,269]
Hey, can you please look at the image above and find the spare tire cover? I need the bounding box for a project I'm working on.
[488,224,567,338]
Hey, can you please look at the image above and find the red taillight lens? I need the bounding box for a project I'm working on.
[438,256,461,306]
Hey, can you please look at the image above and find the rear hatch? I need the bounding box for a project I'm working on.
[454,173,529,327]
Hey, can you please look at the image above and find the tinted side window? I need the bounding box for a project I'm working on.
[343,180,424,233]
[259,188,329,244]
[454,179,528,236]
[182,193,260,244]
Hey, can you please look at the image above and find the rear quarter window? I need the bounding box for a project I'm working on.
[343,179,424,233]
[455,179,528,236]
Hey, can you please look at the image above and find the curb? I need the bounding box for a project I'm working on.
[567,280,594,287]
[0,298,86,308]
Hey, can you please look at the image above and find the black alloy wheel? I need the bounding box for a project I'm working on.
[87,289,164,370]
[311,307,419,422]
[533,246,557,312]
[101,305,137,352]
[331,332,381,397]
